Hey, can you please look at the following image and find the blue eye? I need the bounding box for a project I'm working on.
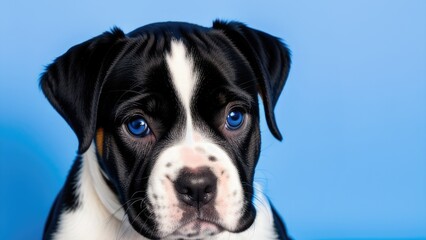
[127,117,151,137]
[226,110,244,130]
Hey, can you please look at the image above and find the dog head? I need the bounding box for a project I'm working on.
[41,21,290,239]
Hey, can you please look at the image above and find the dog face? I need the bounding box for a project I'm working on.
[41,21,290,239]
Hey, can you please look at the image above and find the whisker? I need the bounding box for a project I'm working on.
[115,198,145,240]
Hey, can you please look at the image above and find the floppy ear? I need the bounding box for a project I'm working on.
[213,20,291,141]
[40,28,126,154]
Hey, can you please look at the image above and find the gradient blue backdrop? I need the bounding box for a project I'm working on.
[1,0,425,239]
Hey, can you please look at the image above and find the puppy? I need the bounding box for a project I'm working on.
[41,20,291,240]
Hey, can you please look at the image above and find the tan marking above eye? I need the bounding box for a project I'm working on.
[96,128,104,156]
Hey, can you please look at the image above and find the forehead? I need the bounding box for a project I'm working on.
[101,26,256,112]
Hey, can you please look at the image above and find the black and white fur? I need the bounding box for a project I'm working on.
[41,20,291,240]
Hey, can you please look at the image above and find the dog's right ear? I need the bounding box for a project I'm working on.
[40,28,126,154]
[213,20,291,141]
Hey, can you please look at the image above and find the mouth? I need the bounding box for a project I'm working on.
[166,218,224,239]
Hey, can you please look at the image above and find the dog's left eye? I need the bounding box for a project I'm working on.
[127,117,152,137]
[226,109,245,130]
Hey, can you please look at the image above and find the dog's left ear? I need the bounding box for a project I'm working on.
[213,20,291,141]
[40,28,127,154]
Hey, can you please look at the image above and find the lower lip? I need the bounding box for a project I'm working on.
[175,220,222,237]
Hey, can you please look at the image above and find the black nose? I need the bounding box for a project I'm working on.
[174,167,217,208]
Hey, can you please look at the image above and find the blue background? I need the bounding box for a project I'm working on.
[1,0,425,239]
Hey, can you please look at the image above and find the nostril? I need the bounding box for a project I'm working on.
[205,185,213,193]
[177,187,190,195]
[174,167,217,207]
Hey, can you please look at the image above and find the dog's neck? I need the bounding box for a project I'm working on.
[51,144,141,240]
[52,144,278,240]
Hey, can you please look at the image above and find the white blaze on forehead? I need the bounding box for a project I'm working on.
[166,40,198,143]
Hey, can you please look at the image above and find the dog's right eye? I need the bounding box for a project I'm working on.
[127,117,152,137]
[225,109,245,130]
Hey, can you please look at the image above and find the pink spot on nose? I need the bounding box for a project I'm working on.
[180,146,206,168]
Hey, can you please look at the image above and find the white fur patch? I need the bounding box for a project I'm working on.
[211,183,279,240]
[51,144,145,240]
[166,40,198,143]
